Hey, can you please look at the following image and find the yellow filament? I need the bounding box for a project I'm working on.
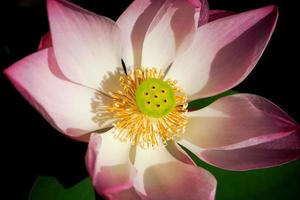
[94,68,188,148]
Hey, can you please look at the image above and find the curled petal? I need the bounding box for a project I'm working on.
[4,48,110,138]
[86,130,136,196]
[200,128,300,171]
[166,6,278,100]
[179,94,299,170]
[47,0,121,90]
[180,94,298,149]
[133,143,216,200]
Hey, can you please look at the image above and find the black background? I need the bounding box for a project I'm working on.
[1,0,299,199]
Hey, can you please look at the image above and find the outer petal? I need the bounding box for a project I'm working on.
[4,48,111,138]
[86,130,136,197]
[200,128,300,171]
[133,143,216,200]
[208,10,235,22]
[105,187,143,200]
[179,94,298,150]
[38,32,52,50]
[117,0,200,71]
[47,0,121,90]
[166,6,278,100]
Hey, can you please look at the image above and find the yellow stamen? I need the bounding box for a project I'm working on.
[94,68,188,148]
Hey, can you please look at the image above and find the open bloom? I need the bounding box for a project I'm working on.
[4,0,300,199]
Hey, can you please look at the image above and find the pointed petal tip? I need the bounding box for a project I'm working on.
[253,5,277,13]
[3,59,24,83]
[4,49,106,139]
[169,3,280,99]
[3,68,14,87]
[3,66,10,76]
[256,5,279,23]
[47,0,121,89]
[266,5,278,11]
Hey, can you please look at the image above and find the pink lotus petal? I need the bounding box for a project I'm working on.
[117,0,201,71]
[208,10,235,22]
[141,0,201,69]
[105,187,144,200]
[133,143,216,200]
[186,0,202,8]
[200,128,300,171]
[143,162,216,200]
[117,0,164,70]
[38,32,52,50]
[47,0,121,90]
[166,6,278,100]
[179,94,298,150]
[86,131,136,196]
[4,48,111,138]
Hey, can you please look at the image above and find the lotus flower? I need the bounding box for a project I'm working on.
[4,0,300,199]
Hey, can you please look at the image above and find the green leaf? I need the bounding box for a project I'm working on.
[188,90,237,110]
[181,145,300,200]
[28,176,95,200]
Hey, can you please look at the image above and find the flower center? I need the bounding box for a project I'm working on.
[93,68,187,148]
[135,78,176,118]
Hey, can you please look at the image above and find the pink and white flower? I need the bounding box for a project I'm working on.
[4,0,300,199]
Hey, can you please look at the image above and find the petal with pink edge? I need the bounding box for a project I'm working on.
[166,6,278,100]
[179,94,298,150]
[4,48,111,138]
[86,130,136,196]
[117,0,201,71]
[200,128,300,171]
[47,0,121,90]
[105,187,144,200]
[133,143,216,200]
[38,32,52,50]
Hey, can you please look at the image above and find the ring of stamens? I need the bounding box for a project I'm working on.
[94,68,188,148]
